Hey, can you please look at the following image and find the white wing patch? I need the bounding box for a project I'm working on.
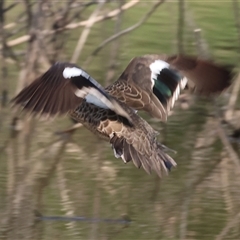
[63,67,83,79]
[85,93,108,109]
[180,76,188,89]
[169,77,188,109]
[149,60,170,87]
[74,85,120,111]
[74,87,109,109]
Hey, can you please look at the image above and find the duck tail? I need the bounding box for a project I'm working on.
[110,134,177,177]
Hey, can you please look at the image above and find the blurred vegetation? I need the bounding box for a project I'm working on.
[0,1,240,240]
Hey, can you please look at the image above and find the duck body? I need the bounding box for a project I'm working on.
[12,54,233,177]
[69,96,172,176]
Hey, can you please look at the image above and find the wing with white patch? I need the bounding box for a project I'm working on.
[106,54,232,121]
[106,55,185,121]
[151,61,188,112]
[12,62,132,122]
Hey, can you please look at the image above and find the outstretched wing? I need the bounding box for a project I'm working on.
[106,54,233,121]
[12,62,132,123]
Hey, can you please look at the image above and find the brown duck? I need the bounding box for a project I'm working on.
[12,54,233,177]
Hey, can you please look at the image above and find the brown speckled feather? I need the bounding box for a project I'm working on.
[70,101,175,177]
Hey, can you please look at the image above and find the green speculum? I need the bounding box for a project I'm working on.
[153,78,172,97]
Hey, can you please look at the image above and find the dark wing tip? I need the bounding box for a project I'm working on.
[166,55,234,94]
[162,156,176,172]
[11,62,83,116]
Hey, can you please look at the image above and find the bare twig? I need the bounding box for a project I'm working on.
[224,1,240,122]
[220,157,233,217]
[232,0,240,55]
[152,104,225,236]
[0,0,8,108]
[185,2,210,59]
[23,0,32,30]
[179,118,218,239]
[84,0,165,67]
[195,29,209,58]
[215,211,240,240]
[70,1,105,63]
[105,0,124,86]
[225,73,240,122]
[1,0,139,50]
[65,0,139,30]
[177,0,185,54]
[215,111,240,172]
[3,2,18,13]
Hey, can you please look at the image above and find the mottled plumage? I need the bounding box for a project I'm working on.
[12,54,233,177]
[106,54,232,121]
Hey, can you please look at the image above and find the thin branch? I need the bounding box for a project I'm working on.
[105,0,125,86]
[70,1,105,63]
[224,0,240,122]
[220,157,233,216]
[215,211,240,240]
[177,0,185,54]
[83,0,165,67]
[179,117,218,239]
[225,73,240,122]
[3,2,18,13]
[163,117,223,229]
[214,96,240,173]
[185,2,210,59]
[23,0,32,30]
[0,0,8,108]
[37,215,130,223]
[215,110,240,173]
[65,0,139,30]
[232,0,240,55]
[194,29,210,58]
[1,0,139,50]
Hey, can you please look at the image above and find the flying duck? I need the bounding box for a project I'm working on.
[12,54,233,177]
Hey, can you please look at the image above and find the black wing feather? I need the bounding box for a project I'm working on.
[12,62,132,123]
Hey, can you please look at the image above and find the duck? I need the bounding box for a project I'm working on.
[12,54,233,177]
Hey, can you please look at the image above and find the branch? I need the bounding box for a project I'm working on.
[83,0,165,67]
[194,29,210,58]
[224,1,240,121]
[215,211,240,240]
[105,0,124,86]
[70,1,105,63]
[23,0,32,30]
[220,157,233,216]
[0,0,8,108]
[232,0,240,55]
[65,0,139,30]
[1,0,139,50]
[225,73,240,121]
[177,0,185,54]
[215,108,240,173]
[3,2,18,13]
[185,2,210,59]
